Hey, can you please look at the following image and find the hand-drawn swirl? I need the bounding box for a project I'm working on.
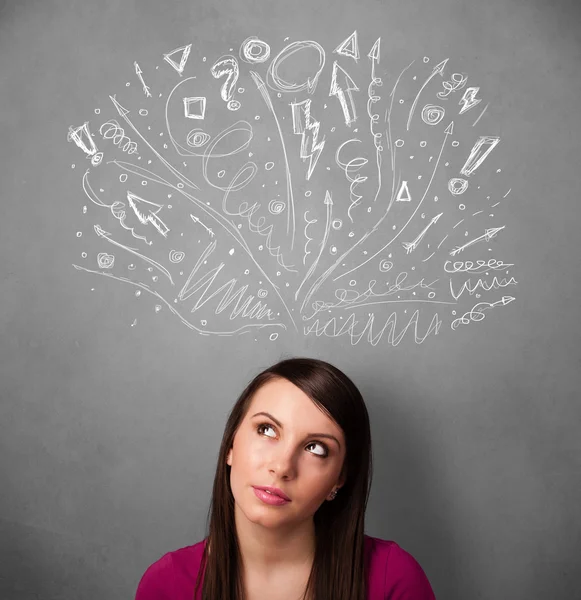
[379,260,393,272]
[448,178,469,195]
[186,129,211,148]
[99,120,138,153]
[169,250,185,263]
[421,104,445,126]
[268,199,286,215]
[97,252,115,269]
[240,37,271,63]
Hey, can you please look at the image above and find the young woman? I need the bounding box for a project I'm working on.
[135,357,436,600]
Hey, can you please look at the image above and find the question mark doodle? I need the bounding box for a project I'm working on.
[211,55,241,111]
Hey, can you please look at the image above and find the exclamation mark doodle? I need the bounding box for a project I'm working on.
[448,135,500,196]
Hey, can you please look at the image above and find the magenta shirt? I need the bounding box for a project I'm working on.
[135,535,436,599]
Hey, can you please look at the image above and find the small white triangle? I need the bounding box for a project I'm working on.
[163,44,192,75]
[334,31,359,61]
[396,181,412,202]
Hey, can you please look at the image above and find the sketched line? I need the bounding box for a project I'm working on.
[334,121,454,282]
[303,211,318,265]
[93,224,174,284]
[109,159,297,331]
[472,210,483,216]
[503,188,512,198]
[422,251,436,262]
[437,234,449,249]
[249,70,296,249]
[296,61,414,312]
[406,59,449,131]
[72,264,285,336]
[491,202,500,208]
[342,299,456,309]
[472,102,489,127]
[453,219,464,228]
[296,191,332,301]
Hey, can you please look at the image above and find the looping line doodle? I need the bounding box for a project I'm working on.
[68,36,517,346]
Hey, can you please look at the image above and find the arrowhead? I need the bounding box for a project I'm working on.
[367,38,381,61]
[324,191,333,205]
[433,212,444,223]
[433,58,449,76]
[444,121,454,135]
[134,62,142,74]
[110,95,130,117]
[94,224,110,237]
[330,62,359,94]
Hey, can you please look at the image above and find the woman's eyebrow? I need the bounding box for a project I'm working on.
[251,411,341,449]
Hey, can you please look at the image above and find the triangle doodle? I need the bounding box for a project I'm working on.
[396,181,412,202]
[334,31,359,61]
[163,44,192,76]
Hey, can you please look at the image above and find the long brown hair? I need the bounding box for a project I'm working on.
[193,357,373,600]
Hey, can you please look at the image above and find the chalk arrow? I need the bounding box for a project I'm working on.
[367,38,381,62]
[127,191,170,237]
[329,62,359,127]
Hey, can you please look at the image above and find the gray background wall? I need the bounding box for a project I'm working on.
[1,0,580,598]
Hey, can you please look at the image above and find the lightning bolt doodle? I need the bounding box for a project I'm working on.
[291,99,326,181]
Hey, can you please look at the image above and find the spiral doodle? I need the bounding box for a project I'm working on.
[379,259,393,272]
[257,289,268,298]
[99,120,138,154]
[421,104,446,126]
[268,199,286,215]
[240,37,271,64]
[186,129,211,147]
[97,252,115,269]
[169,250,185,263]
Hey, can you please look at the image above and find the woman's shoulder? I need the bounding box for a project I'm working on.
[364,534,436,599]
[135,539,208,600]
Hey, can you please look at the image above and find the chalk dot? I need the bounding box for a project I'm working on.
[81,252,87,258]
[277,93,282,98]
[139,109,148,116]
[120,174,128,182]
[245,269,250,274]
[399,99,404,104]
[452,141,460,147]
[201,320,207,326]
[423,57,430,62]
[72,164,75,168]
[367,207,372,212]
[129,264,135,270]
[155,305,162,313]
[420,141,427,147]
[177,183,184,188]
[152,276,158,282]
[445,162,450,166]
[410,156,414,159]
[265,162,274,170]
[76,231,82,237]
[218,170,226,178]
[135,290,141,297]
[305,191,312,197]
[269,333,279,341]
[459,204,465,210]
[428,292,436,298]
[83,206,87,213]
[229,248,235,255]
[348,232,354,237]
[94,108,101,114]
[258,245,263,250]
[164,144,168,149]
[349,280,356,286]
[330,246,337,255]
[452,310,457,315]
[126,82,130,86]
[331,127,336,132]
[395,139,404,147]
[418,175,422,179]
[203,57,207,61]
[392,225,397,230]
[496,168,502,173]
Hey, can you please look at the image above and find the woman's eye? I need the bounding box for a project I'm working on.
[256,423,328,457]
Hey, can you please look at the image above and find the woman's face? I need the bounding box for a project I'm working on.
[226,377,346,532]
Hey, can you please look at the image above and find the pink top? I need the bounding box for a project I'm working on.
[135,535,436,599]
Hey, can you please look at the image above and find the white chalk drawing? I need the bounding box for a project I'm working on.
[163,44,192,76]
[67,34,518,346]
[134,62,152,97]
[334,31,360,62]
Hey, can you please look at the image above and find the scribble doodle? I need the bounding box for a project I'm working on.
[99,120,138,154]
[67,36,517,347]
